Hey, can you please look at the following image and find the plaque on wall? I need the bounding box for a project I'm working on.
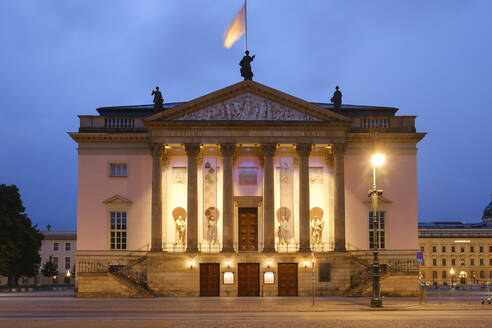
[223,272,234,284]
[263,271,275,284]
[239,167,257,185]
[319,263,331,282]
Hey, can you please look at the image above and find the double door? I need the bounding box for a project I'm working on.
[238,207,258,252]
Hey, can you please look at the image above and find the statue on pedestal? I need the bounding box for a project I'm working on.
[330,85,342,110]
[311,215,324,245]
[239,50,255,81]
[172,207,187,245]
[205,207,220,245]
[276,207,292,245]
[152,86,163,112]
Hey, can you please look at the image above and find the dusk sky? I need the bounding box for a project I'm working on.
[1,1,491,231]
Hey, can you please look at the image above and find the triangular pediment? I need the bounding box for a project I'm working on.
[103,195,132,206]
[145,80,352,123]
[364,195,392,206]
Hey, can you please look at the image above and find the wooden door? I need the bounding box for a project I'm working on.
[238,263,259,296]
[200,263,220,296]
[238,207,258,252]
[278,263,298,296]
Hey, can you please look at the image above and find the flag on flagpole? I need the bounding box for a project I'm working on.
[223,2,246,49]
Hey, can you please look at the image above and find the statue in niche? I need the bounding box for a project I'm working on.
[205,207,219,245]
[276,207,292,245]
[310,207,324,245]
[172,207,187,245]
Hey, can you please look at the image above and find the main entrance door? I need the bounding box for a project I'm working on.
[238,263,259,296]
[200,263,220,296]
[238,207,258,252]
[278,263,298,296]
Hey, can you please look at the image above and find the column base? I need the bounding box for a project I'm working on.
[221,247,235,253]
[150,247,163,252]
[262,247,276,253]
[370,298,383,308]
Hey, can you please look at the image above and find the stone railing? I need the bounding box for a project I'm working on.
[78,115,146,132]
[105,117,135,129]
[351,116,416,132]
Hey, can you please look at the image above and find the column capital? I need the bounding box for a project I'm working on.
[150,143,164,158]
[332,143,347,158]
[296,143,312,157]
[184,143,201,157]
[261,143,277,157]
[220,144,235,157]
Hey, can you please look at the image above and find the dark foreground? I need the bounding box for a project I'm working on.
[1,296,492,327]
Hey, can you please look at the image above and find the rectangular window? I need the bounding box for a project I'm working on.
[480,271,485,279]
[432,258,437,266]
[480,246,484,253]
[489,246,492,252]
[470,246,474,253]
[65,257,71,270]
[65,243,71,251]
[53,242,59,251]
[460,247,465,253]
[110,211,127,250]
[442,246,446,253]
[432,246,436,253]
[451,246,455,253]
[452,258,456,266]
[110,163,127,177]
[442,259,446,266]
[471,259,475,266]
[480,258,484,266]
[368,211,385,249]
[52,256,59,269]
[489,259,492,266]
[461,259,465,266]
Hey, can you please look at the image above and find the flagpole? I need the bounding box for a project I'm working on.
[245,0,248,51]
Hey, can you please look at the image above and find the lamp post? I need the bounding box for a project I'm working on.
[369,153,385,308]
[450,268,455,287]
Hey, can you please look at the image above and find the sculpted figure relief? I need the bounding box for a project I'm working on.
[276,207,292,245]
[177,93,320,121]
[205,207,219,245]
[310,207,324,245]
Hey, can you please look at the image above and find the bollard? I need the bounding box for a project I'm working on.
[438,287,441,305]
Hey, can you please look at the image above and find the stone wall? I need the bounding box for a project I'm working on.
[361,272,419,297]
[77,272,134,298]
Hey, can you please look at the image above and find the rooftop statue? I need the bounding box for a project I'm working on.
[152,86,163,112]
[330,85,342,110]
[240,50,255,81]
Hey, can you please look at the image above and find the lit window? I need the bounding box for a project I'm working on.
[368,212,385,249]
[461,259,465,266]
[110,211,127,250]
[110,163,127,177]
[65,243,71,251]
[53,243,59,251]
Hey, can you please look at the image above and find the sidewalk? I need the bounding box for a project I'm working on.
[0,290,74,298]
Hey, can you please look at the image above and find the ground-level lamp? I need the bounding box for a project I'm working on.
[450,268,456,287]
[369,153,385,308]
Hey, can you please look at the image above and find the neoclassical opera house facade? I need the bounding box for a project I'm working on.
[70,81,425,297]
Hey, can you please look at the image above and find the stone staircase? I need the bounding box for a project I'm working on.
[108,255,158,298]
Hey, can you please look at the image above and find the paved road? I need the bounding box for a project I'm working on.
[1,297,492,327]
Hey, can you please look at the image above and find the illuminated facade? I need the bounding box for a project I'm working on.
[70,81,425,297]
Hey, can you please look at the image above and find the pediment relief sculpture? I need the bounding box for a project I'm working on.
[175,93,321,121]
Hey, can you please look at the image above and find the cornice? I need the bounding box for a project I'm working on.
[346,132,426,143]
[68,132,151,144]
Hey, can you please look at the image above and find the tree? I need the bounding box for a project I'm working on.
[0,184,43,287]
[41,258,58,279]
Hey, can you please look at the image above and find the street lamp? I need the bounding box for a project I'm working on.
[450,268,455,287]
[369,153,385,308]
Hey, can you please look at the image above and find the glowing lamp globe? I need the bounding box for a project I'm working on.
[371,154,386,167]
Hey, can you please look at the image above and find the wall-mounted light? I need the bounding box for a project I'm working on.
[226,260,231,269]
[66,270,71,278]
[164,145,171,149]
[304,261,309,269]
[188,260,193,269]
[267,261,271,268]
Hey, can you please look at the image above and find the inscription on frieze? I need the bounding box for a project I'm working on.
[176,93,320,121]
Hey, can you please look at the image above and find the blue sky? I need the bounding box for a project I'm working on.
[0,0,491,230]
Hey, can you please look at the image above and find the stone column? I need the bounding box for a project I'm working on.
[185,143,200,252]
[333,143,347,251]
[150,143,164,252]
[221,144,235,252]
[262,143,276,252]
[297,143,312,252]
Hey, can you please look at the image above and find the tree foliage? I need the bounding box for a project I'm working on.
[41,258,58,278]
[0,184,43,286]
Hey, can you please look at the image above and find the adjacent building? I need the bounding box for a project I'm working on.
[419,195,492,286]
[70,80,425,297]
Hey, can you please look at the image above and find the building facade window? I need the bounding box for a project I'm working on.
[480,246,484,253]
[489,246,492,252]
[490,271,492,279]
[480,258,484,266]
[420,246,424,252]
[460,247,465,253]
[432,258,437,266]
[53,242,59,251]
[452,258,456,266]
[368,211,385,249]
[52,256,59,270]
[442,246,446,253]
[460,259,465,266]
[65,257,71,270]
[432,246,436,253]
[470,246,474,253]
[470,259,475,266]
[451,246,455,253]
[442,271,447,279]
[110,211,127,250]
[110,163,127,177]
[480,271,485,279]
[489,259,492,266]
[65,243,71,251]
[442,259,446,266]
